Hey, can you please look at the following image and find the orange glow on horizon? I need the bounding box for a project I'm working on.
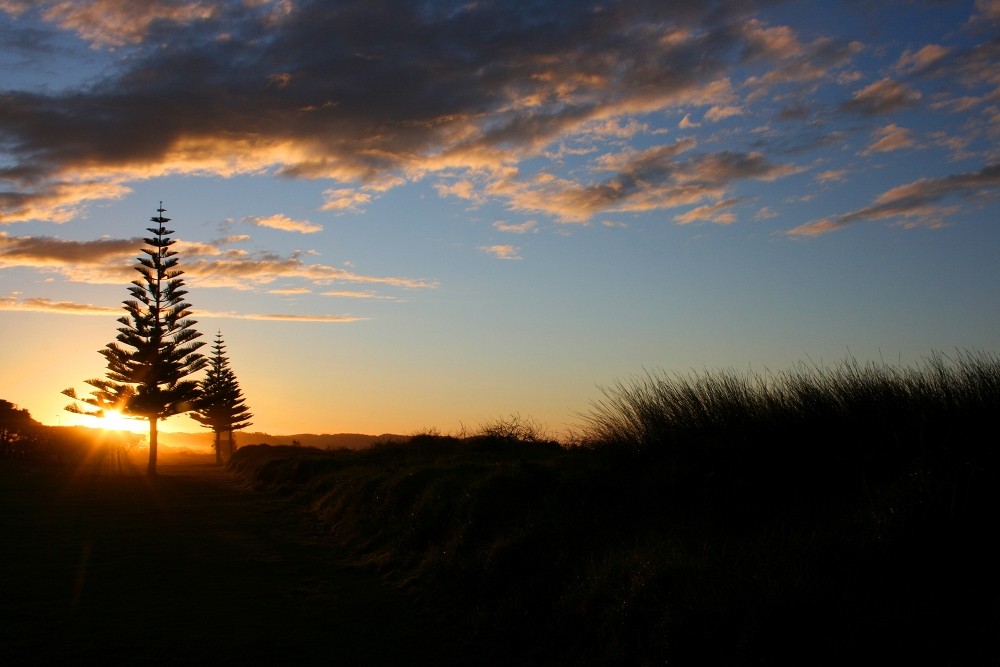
[95,410,148,434]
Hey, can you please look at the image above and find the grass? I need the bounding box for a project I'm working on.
[228,352,999,665]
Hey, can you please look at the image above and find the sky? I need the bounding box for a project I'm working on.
[1,0,999,438]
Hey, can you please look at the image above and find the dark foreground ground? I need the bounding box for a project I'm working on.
[0,462,472,666]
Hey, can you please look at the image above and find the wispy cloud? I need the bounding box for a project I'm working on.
[247,214,322,234]
[321,290,398,300]
[0,294,366,323]
[202,311,367,323]
[896,44,951,74]
[493,219,538,234]
[320,188,373,214]
[789,163,1000,235]
[815,169,849,184]
[484,141,798,223]
[478,245,522,260]
[673,198,739,224]
[0,231,436,291]
[860,124,918,155]
[0,295,118,315]
[841,78,922,116]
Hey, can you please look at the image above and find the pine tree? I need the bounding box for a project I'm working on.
[190,332,253,463]
[64,203,206,475]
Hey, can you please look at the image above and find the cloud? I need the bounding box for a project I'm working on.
[896,44,951,74]
[0,0,992,240]
[0,293,367,322]
[752,206,778,221]
[740,17,862,92]
[0,230,436,290]
[789,163,1000,235]
[248,214,322,234]
[0,180,132,224]
[815,169,848,183]
[860,124,917,155]
[320,290,397,300]
[435,180,482,202]
[492,219,538,234]
[185,256,436,290]
[202,311,367,323]
[478,245,521,260]
[320,188,373,214]
[0,232,139,274]
[1,0,219,47]
[484,140,798,222]
[673,198,739,224]
[973,0,1000,21]
[678,114,701,129]
[0,1,818,226]
[840,77,922,116]
[0,294,119,315]
[705,105,745,122]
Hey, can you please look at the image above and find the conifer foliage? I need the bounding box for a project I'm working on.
[64,204,206,474]
[190,332,253,463]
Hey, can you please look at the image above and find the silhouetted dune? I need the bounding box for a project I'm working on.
[230,353,999,665]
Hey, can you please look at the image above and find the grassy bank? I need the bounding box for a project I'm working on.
[229,352,998,665]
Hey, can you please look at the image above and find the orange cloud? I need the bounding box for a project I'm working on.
[896,44,951,73]
[38,0,217,47]
[673,198,739,225]
[478,245,521,260]
[249,214,323,234]
[0,294,367,323]
[320,188,373,213]
[789,163,1000,235]
[704,105,745,122]
[0,231,436,291]
[0,295,118,315]
[815,169,849,183]
[860,124,917,155]
[841,78,922,116]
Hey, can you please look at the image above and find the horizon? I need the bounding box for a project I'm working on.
[2,1,998,436]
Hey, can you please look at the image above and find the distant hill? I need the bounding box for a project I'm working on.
[159,430,407,452]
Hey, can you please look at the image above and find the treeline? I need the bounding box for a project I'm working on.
[229,352,998,666]
[0,400,143,467]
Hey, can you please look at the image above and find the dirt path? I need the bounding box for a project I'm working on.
[1,462,469,665]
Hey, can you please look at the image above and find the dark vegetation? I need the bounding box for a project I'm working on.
[228,352,998,665]
[63,205,207,474]
[190,332,254,464]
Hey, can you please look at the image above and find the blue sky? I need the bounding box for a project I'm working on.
[1,0,998,436]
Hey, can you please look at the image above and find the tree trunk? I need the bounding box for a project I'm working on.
[214,430,222,465]
[147,417,158,475]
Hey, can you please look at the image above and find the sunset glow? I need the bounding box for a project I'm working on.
[96,410,147,435]
[1,1,998,437]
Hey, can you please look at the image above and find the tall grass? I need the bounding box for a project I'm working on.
[582,350,998,451]
[230,352,999,665]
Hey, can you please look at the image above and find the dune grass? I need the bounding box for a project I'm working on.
[229,352,998,665]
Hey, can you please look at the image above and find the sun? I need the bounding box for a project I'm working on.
[99,409,147,434]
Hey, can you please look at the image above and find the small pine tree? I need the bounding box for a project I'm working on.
[64,203,206,475]
[190,332,253,463]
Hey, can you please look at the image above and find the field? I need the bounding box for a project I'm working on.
[4,352,998,665]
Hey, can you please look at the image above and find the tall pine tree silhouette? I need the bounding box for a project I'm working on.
[64,203,206,474]
[190,332,253,463]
